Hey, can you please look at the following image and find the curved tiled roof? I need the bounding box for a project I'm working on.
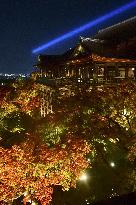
[94,16,136,41]
[35,16,136,68]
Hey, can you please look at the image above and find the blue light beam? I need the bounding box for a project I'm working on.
[32,0,136,54]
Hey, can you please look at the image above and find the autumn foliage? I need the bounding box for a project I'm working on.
[0,135,90,204]
[0,79,136,204]
[0,79,91,204]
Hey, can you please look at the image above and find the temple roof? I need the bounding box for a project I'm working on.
[94,16,136,41]
[36,44,90,66]
[35,16,136,67]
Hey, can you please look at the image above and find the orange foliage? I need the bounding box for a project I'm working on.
[0,82,40,116]
[13,83,40,114]
[0,135,91,205]
[0,86,13,106]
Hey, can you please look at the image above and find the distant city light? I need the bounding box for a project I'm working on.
[32,0,136,54]
[0,73,28,79]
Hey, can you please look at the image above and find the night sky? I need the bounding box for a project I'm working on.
[0,0,136,74]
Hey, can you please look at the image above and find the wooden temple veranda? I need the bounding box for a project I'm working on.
[33,16,136,116]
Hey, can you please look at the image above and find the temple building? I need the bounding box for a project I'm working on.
[34,16,136,85]
[34,16,136,116]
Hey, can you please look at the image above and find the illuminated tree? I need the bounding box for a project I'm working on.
[12,79,40,116]
[0,79,40,147]
[0,135,91,205]
[49,81,136,202]
[0,79,136,204]
[0,79,40,117]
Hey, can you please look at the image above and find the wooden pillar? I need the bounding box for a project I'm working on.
[40,67,43,77]
[40,87,53,117]
[134,66,136,79]
[125,64,129,78]
[115,63,118,76]
[93,63,98,83]
[104,64,107,82]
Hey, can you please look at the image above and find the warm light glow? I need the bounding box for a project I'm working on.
[92,54,136,63]
[24,191,28,196]
[79,173,88,181]
[32,0,136,53]
[123,108,127,115]
[32,202,36,205]
[110,162,115,167]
